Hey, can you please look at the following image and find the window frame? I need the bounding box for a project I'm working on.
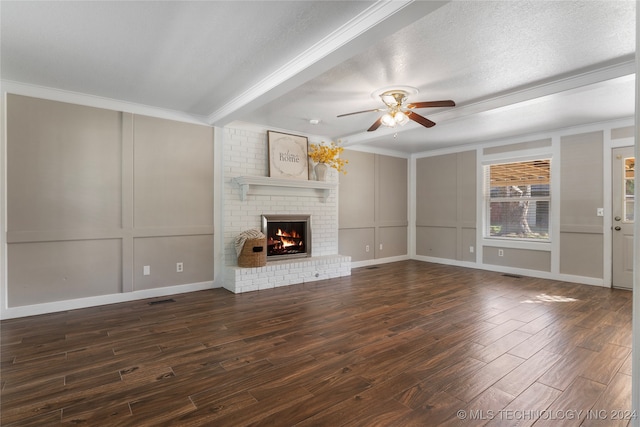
[481,150,554,251]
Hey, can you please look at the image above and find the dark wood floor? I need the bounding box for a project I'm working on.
[1,261,633,426]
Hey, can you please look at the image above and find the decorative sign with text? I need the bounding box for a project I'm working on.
[267,131,309,180]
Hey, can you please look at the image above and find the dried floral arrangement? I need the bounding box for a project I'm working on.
[308,142,348,173]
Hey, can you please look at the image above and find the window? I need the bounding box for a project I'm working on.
[623,157,634,222]
[484,159,551,241]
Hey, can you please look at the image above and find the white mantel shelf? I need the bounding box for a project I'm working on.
[232,176,336,202]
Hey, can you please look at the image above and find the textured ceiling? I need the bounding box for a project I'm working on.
[1,1,636,154]
[1,1,374,115]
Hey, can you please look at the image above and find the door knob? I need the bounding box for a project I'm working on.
[615,216,621,221]
[615,226,622,231]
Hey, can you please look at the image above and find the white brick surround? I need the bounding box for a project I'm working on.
[223,125,351,293]
[225,255,351,293]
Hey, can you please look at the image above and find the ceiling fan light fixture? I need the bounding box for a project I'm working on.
[394,111,409,126]
[341,86,453,132]
[371,85,419,102]
[380,112,396,127]
[381,93,400,107]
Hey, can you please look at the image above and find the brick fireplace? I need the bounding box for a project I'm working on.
[222,125,351,293]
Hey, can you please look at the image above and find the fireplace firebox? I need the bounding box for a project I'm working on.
[261,214,311,260]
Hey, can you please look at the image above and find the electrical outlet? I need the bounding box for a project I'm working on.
[143,265,150,276]
[498,249,504,257]
[365,245,370,252]
[379,244,383,251]
[469,246,474,253]
[596,208,604,217]
[176,262,183,273]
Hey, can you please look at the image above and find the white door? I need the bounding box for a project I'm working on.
[612,146,634,290]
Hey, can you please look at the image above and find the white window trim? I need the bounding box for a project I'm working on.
[480,147,554,252]
[483,238,551,251]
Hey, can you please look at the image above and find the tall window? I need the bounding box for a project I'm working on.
[623,157,634,222]
[484,159,551,241]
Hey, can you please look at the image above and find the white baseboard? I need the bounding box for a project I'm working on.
[412,255,608,288]
[1,281,216,320]
[2,257,610,320]
[351,255,410,269]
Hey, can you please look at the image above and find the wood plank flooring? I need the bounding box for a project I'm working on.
[1,260,634,426]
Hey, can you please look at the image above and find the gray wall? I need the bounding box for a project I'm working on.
[6,95,214,307]
[559,131,604,278]
[414,138,598,274]
[414,127,631,280]
[415,150,476,262]
[339,151,408,262]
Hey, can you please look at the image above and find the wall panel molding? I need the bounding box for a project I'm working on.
[4,94,214,315]
[339,150,408,262]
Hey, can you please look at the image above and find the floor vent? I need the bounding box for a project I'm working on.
[366,266,380,270]
[148,298,176,306]
[502,274,522,279]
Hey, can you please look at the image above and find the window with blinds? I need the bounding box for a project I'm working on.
[484,159,551,241]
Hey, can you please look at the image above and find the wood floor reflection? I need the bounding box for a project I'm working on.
[1,261,633,426]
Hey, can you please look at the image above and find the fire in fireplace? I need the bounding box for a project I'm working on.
[261,214,311,260]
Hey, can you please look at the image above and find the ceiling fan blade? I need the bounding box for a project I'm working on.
[406,100,455,109]
[407,111,436,128]
[367,117,383,132]
[337,108,383,118]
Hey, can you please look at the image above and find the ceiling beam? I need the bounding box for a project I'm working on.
[206,0,449,126]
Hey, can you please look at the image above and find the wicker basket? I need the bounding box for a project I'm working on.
[237,237,267,268]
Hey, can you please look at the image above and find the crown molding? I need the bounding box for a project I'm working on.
[1,80,210,125]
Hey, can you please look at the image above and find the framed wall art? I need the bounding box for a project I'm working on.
[267,130,309,180]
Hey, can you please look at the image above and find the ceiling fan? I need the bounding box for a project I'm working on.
[337,87,455,132]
